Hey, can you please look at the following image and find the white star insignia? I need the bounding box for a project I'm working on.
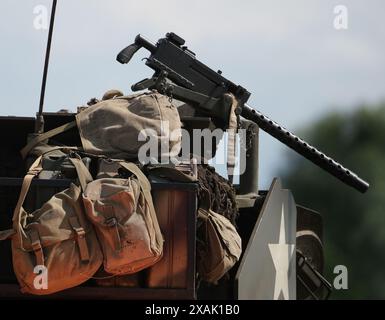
[268,203,295,300]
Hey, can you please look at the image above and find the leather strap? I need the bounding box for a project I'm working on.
[69,216,90,262]
[20,121,77,159]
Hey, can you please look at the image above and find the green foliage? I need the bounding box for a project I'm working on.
[281,102,385,299]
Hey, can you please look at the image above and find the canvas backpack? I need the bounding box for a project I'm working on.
[0,154,103,295]
[20,91,182,161]
[82,161,164,275]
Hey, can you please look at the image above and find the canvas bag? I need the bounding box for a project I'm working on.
[82,161,164,275]
[20,91,182,160]
[146,166,242,283]
[0,154,103,295]
[91,158,148,287]
[196,189,242,283]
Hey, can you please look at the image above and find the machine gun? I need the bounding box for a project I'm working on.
[117,32,369,193]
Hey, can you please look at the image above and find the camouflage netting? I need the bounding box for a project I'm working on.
[197,164,238,226]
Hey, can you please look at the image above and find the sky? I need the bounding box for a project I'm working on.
[0,0,384,189]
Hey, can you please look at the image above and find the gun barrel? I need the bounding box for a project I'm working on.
[242,103,369,193]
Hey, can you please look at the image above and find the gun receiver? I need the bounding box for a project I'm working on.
[117,32,369,193]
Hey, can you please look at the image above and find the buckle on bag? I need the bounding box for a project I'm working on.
[105,217,121,251]
[69,217,90,263]
[105,217,117,227]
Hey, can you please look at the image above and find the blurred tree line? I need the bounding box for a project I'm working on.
[281,102,385,299]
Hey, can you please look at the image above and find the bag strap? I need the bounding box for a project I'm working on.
[12,155,44,250]
[29,229,45,266]
[119,162,151,192]
[100,205,121,252]
[68,157,93,190]
[226,93,239,184]
[11,151,92,251]
[66,157,94,261]
[33,145,79,158]
[69,216,91,262]
[0,229,16,241]
[118,162,163,250]
[20,121,77,159]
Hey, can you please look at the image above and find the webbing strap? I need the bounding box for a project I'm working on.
[118,162,163,249]
[13,151,92,252]
[67,158,94,260]
[29,229,45,266]
[13,156,43,251]
[102,205,121,252]
[69,216,90,262]
[119,163,151,192]
[68,157,93,191]
[227,94,238,184]
[0,229,15,241]
[20,121,77,159]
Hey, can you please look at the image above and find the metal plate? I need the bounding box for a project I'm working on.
[235,178,297,300]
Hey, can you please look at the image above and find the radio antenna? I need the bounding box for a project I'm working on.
[35,0,57,133]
